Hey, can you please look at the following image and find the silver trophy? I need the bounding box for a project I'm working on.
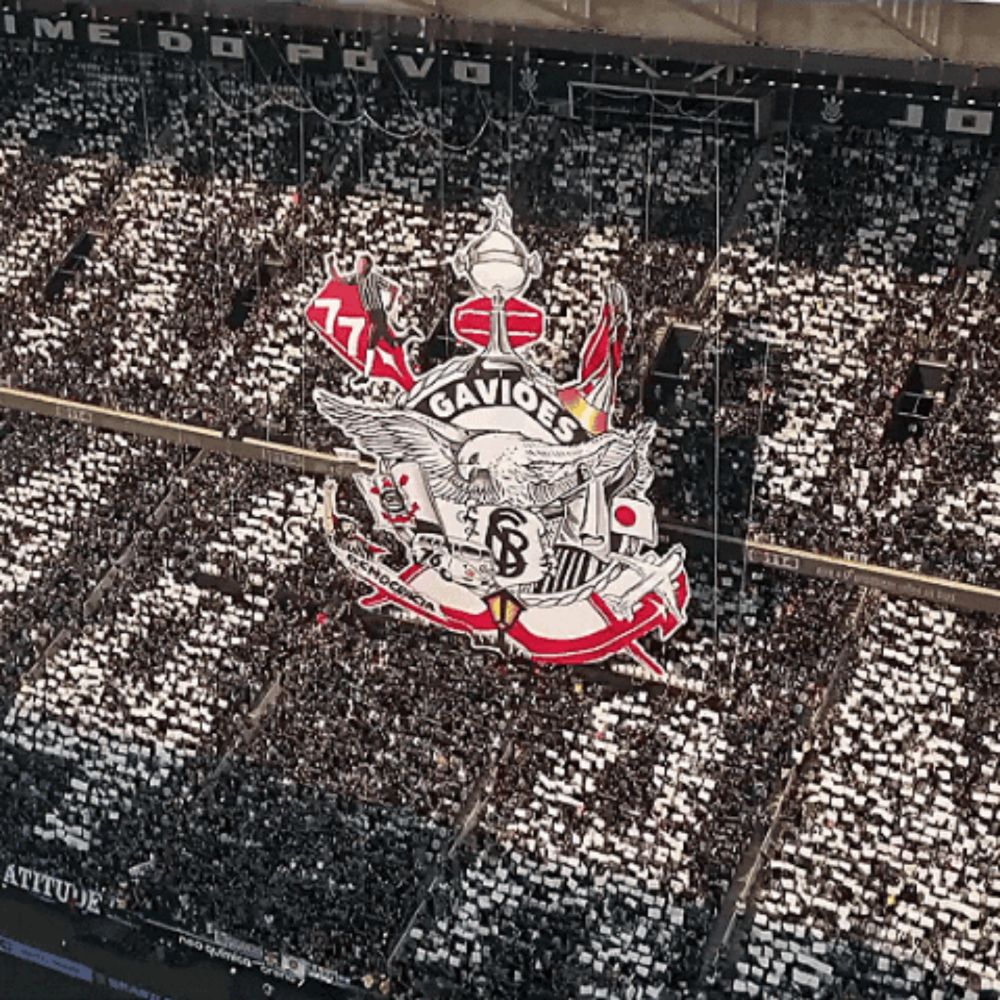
[450,194,541,363]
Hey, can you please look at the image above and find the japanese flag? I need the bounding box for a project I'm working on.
[610,497,657,545]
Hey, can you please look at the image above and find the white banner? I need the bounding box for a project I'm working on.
[3,863,102,915]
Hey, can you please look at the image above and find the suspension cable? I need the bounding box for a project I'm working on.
[507,50,515,199]
[136,29,152,161]
[640,78,655,335]
[712,71,722,657]
[586,51,598,228]
[298,53,308,447]
[736,88,796,634]
[437,47,447,358]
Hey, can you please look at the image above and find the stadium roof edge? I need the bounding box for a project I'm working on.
[34,0,1000,88]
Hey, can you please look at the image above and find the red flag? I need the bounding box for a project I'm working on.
[558,287,628,435]
[306,267,417,391]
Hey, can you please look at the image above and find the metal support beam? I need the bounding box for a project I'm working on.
[664,0,760,43]
[521,0,594,29]
[868,0,944,59]
[692,63,726,84]
[746,538,1000,614]
[379,0,439,14]
[0,387,368,477]
[444,0,593,29]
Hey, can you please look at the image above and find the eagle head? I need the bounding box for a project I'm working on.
[456,433,519,487]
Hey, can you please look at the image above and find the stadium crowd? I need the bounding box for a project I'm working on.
[0,413,180,692]
[724,600,1000,999]
[0,439,864,996]
[0,34,997,1000]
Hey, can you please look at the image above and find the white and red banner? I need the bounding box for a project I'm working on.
[308,196,689,676]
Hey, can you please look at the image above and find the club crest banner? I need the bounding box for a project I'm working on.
[306,195,689,675]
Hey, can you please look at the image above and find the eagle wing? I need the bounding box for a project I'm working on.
[516,424,654,508]
[313,389,471,501]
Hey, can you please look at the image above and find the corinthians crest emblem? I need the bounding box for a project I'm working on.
[306,195,689,675]
[821,94,844,126]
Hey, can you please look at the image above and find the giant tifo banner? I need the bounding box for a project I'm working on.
[306,196,689,675]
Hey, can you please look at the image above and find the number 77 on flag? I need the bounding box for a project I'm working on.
[306,256,419,391]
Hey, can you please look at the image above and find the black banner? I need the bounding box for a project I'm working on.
[785,87,1000,141]
[1,10,995,141]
